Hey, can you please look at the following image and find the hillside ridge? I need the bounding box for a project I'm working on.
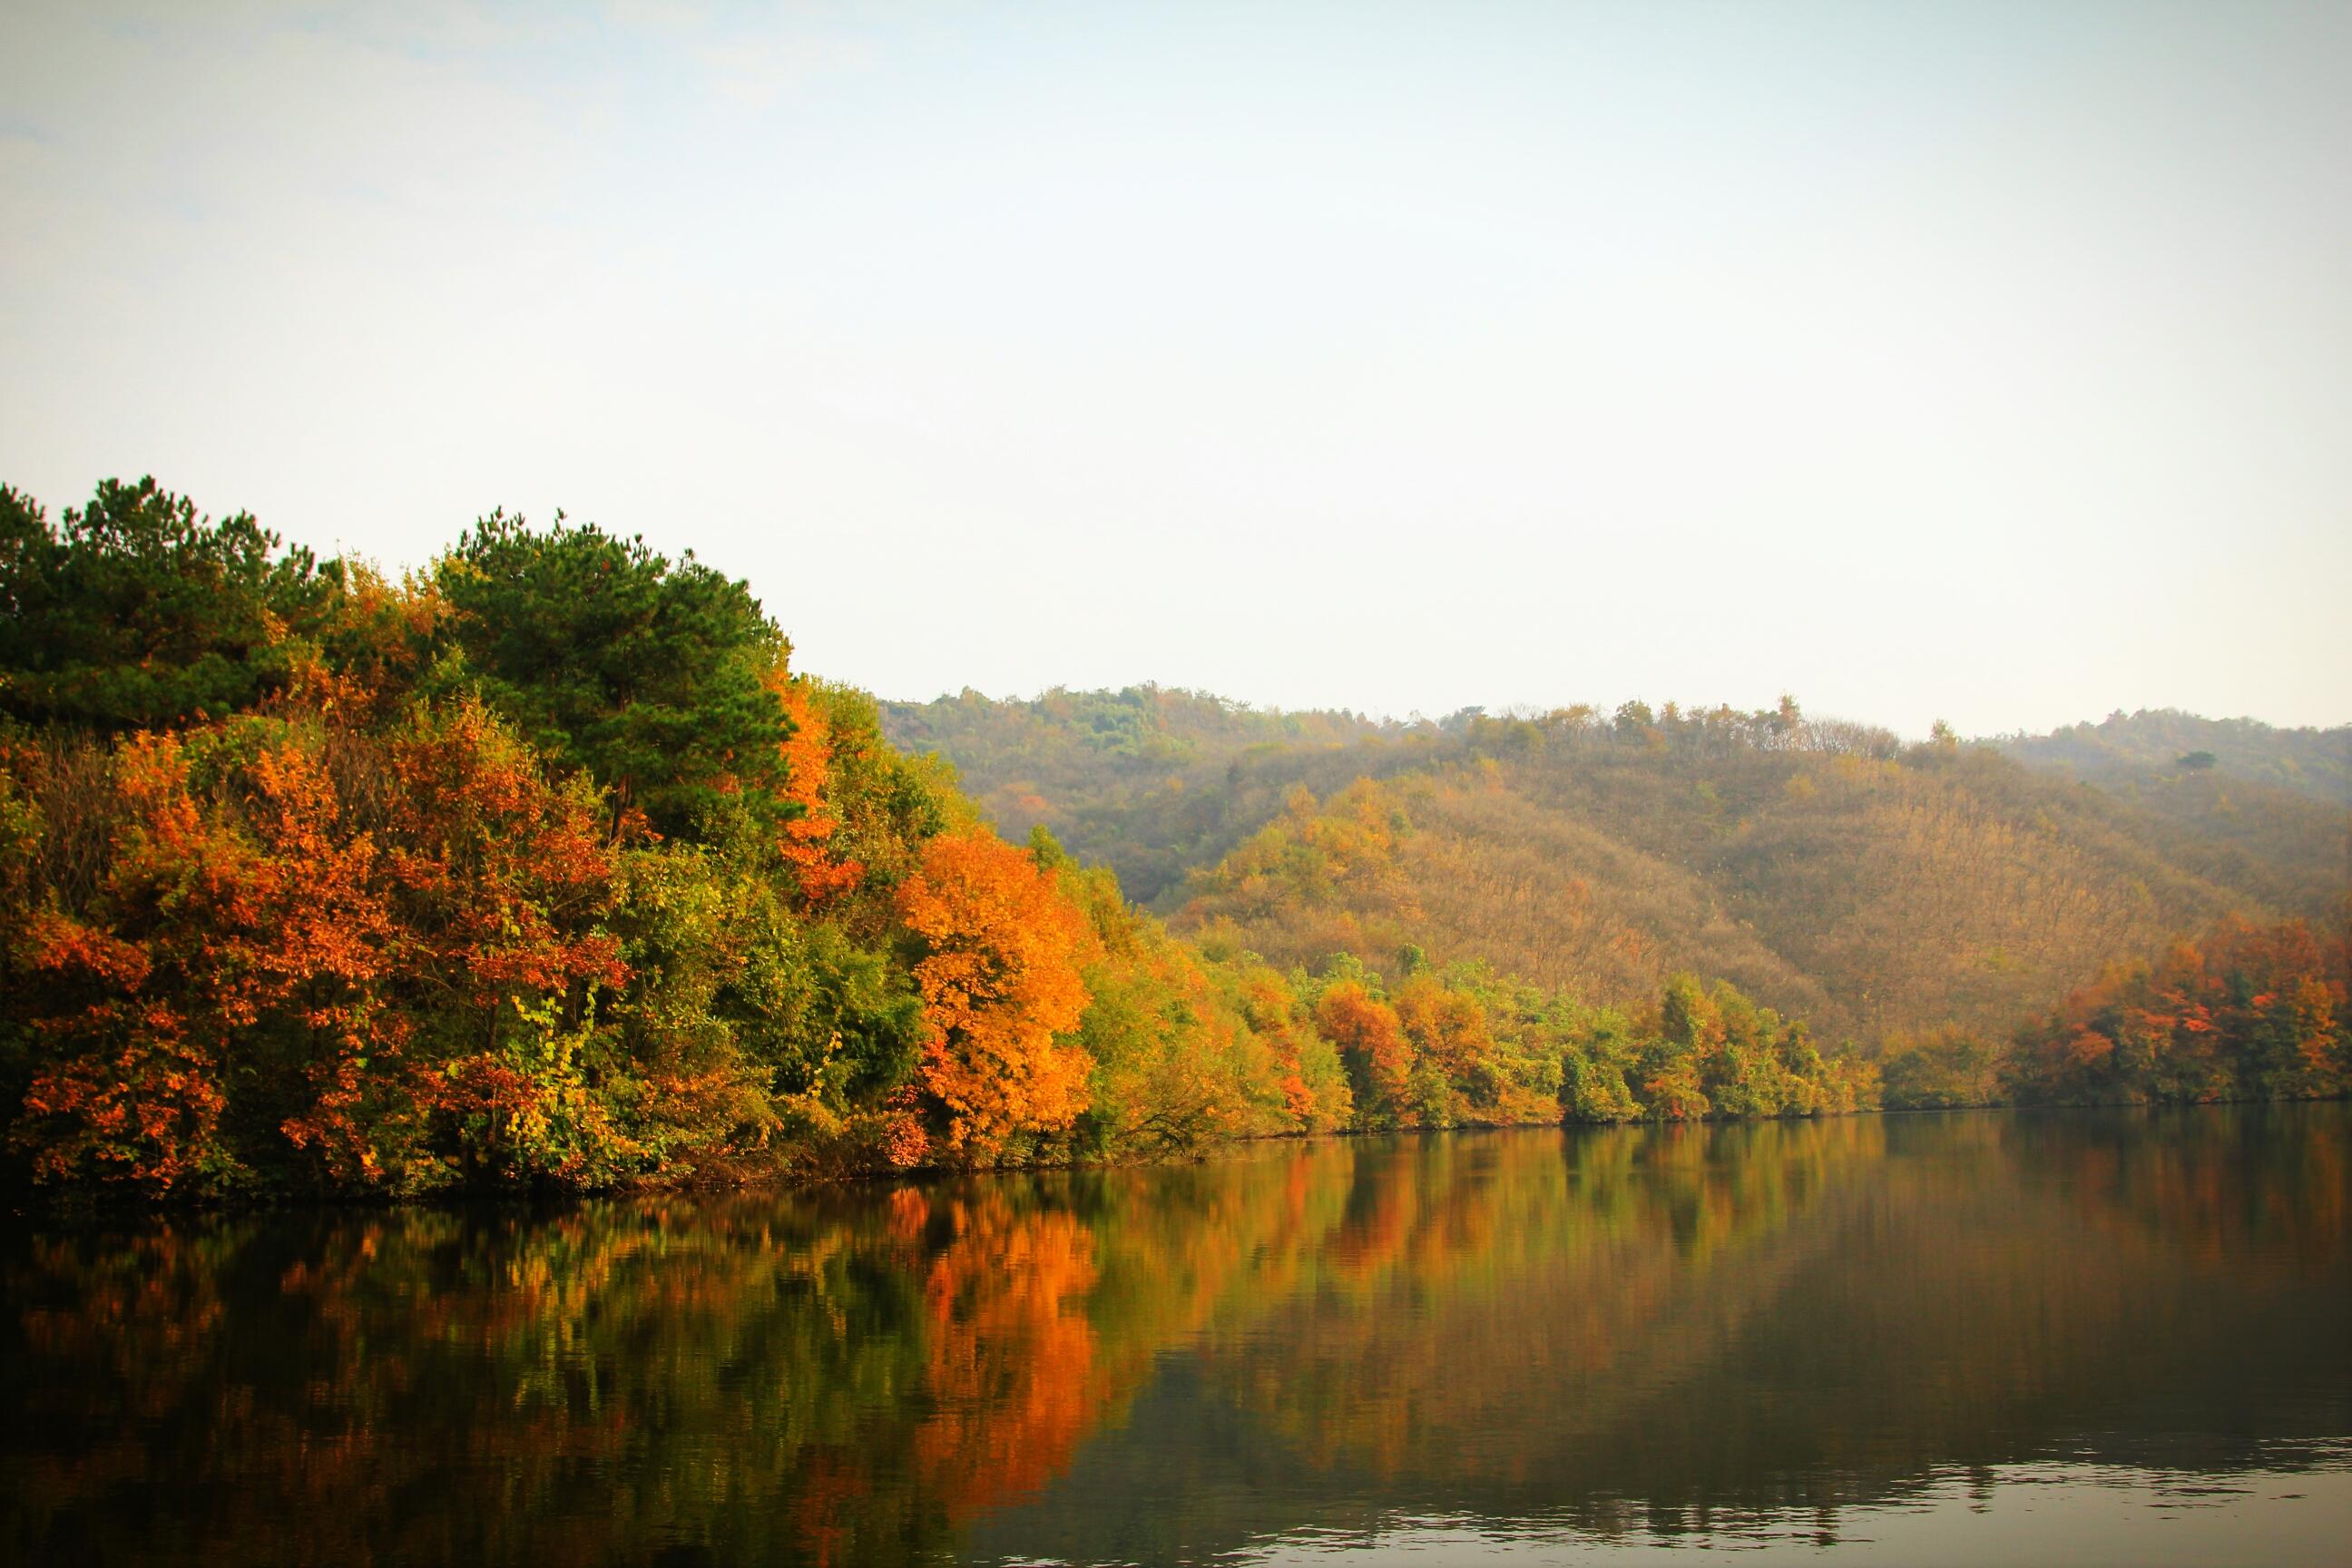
[882,688,2350,1044]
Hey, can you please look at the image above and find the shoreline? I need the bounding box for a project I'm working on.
[13,1095,2347,1223]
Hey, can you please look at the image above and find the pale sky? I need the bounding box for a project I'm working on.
[3,1,2347,737]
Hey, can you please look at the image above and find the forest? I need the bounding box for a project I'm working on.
[887,687,2350,1110]
[0,478,2346,1201]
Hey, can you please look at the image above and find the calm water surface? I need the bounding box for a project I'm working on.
[5,1107,2347,1565]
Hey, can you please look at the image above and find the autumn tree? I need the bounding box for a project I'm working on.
[0,694,650,1196]
[768,668,866,904]
[1314,977,1416,1127]
[1877,1024,2004,1109]
[895,828,1097,1161]
[2006,914,2347,1105]
[1215,956,1352,1132]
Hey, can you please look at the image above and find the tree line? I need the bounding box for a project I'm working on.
[2,479,2339,1200]
[1880,910,2350,1108]
[0,479,1894,1203]
[0,479,1355,1198]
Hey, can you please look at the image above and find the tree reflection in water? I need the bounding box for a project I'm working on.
[5,1107,2347,1565]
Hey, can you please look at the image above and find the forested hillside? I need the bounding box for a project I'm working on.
[881,686,1409,904]
[883,693,2350,1047]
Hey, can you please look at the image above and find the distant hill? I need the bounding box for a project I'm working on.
[881,692,2350,1044]
[1995,709,2351,806]
[880,686,1412,904]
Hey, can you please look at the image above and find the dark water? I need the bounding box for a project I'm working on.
[5,1108,2348,1566]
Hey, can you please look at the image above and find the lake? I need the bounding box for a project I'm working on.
[5,1106,2347,1565]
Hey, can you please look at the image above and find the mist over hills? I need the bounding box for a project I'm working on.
[881,689,2349,1044]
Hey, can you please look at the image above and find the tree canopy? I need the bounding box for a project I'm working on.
[0,477,338,730]
[430,512,791,838]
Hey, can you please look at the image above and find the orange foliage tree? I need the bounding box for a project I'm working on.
[768,667,866,906]
[4,697,642,1197]
[7,725,429,1193]
[1226,964,1353,1130]
[1314,980,1416,1127]
[894,829,1097,1161]
[291,697,637,1189]
[2008,913,2348,1104]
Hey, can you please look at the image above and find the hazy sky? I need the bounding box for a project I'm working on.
[3,1,2347,736]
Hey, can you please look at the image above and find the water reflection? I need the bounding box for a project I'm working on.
[4,1108,2347,1565]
